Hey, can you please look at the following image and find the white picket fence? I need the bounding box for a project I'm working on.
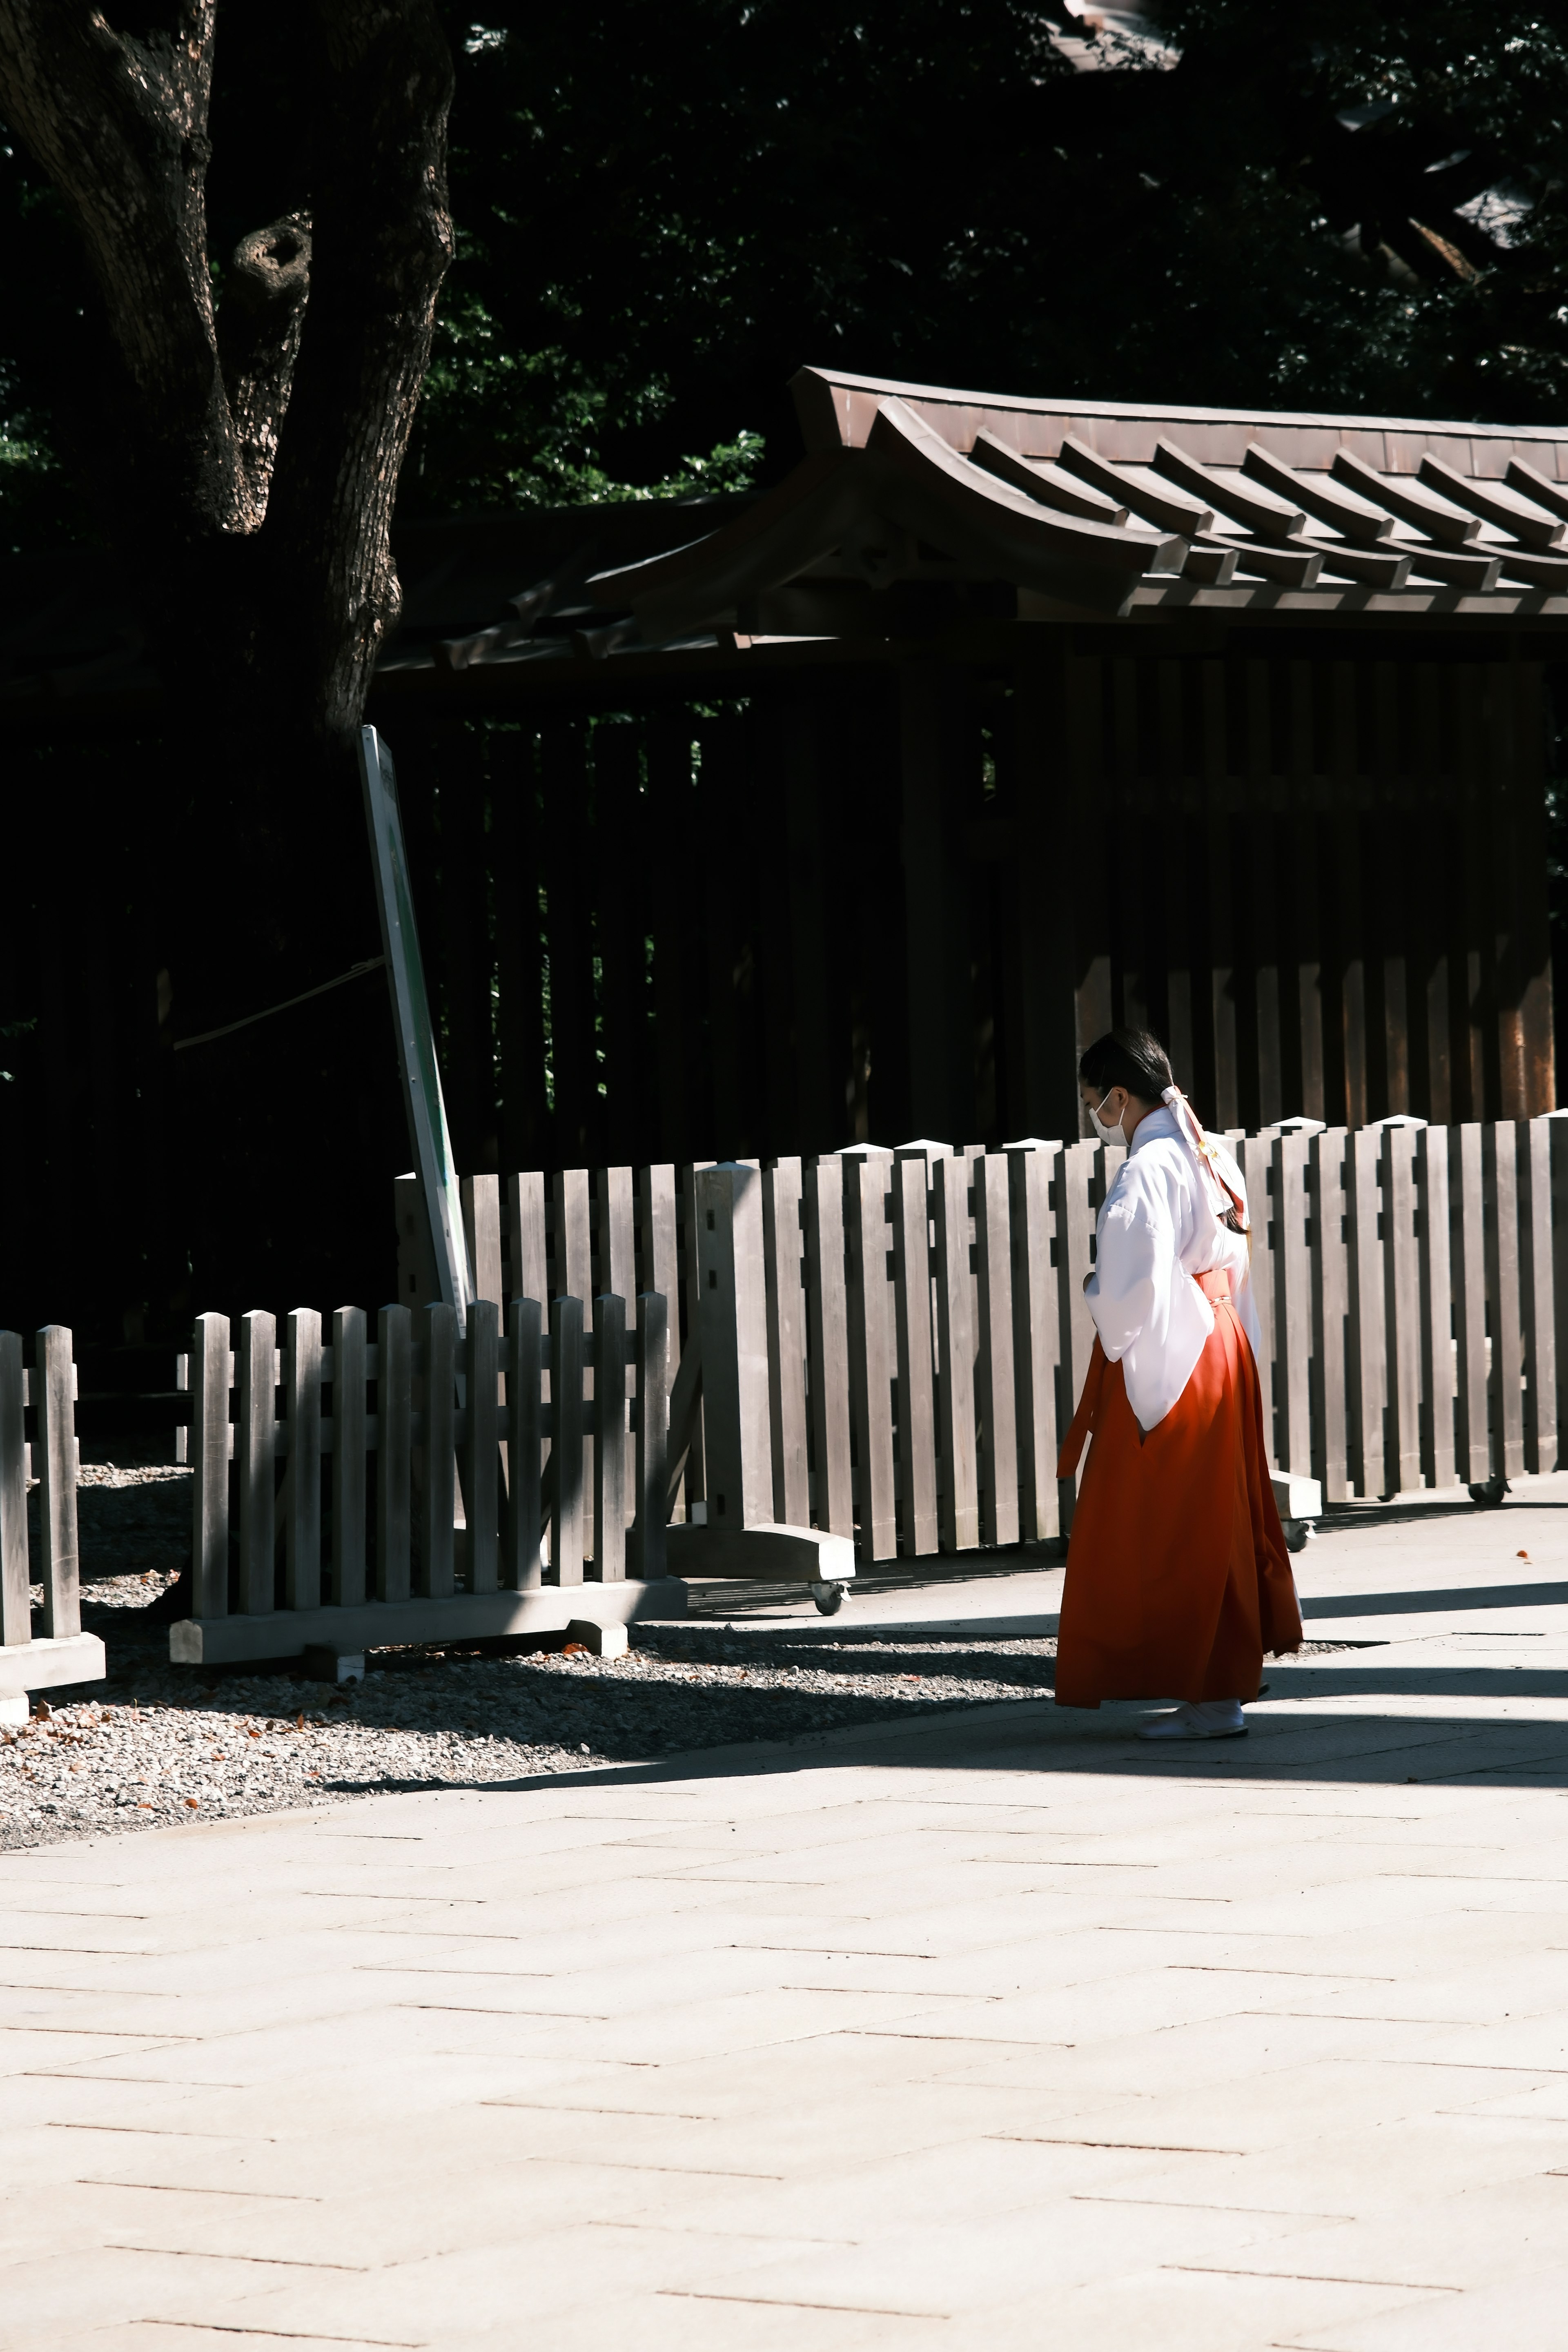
[0,1327,104,1711]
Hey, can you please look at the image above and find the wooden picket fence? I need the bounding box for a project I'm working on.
[0,1327,103,1707]
[154,1109,1568,1664]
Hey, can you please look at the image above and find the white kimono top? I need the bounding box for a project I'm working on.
[1083,1102,1263,1432]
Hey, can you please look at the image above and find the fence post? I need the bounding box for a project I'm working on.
[695,1164,774,1535]
[891,1157,940,1557]
[192,1313,231,1618]
[237,1312,276,1616]
[1521,1119,1556,1476]
[285,1309,322,1610]
[504,1297,543,1588]
[763,1159,810,1528]
[1271,1134,1312,1475]
[418,1302,457,1597]
[35,1326,79,1640]
[974,1153,1019,1548]
[633,1291,668,1580]
[0,1333,28,1646]
[465,1298,500,1594]
[1552,1120,1568,1470]
[934,1154,978,1551]
[377,1305,412,1602]
[332,1307,368,1606]
[551,1295,586,1584]
[1239,1134,1278,1464]
[845,1156,897,1562]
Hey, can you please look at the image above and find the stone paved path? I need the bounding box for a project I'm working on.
[6,1482,1568,2349]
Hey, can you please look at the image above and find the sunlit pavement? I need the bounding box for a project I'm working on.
[5,1479,1568,2350]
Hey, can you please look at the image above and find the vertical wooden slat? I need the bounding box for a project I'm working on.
[504,1297,543,1590]
[804,1155,854,1537]
[593,1294,627,1579]
[36,1327,78,1642]
[1415,1129,1456,1490]
[633,1291,668,1581]
[376,1305,412,1603]
[1345,1132,1385,1499]
[192,1313,230,1619]
[641,1165,681,1518]
[934,1153,979,1551]
[419,1302,456,1597]
[1553,1122,1568,1472]
[285,1309,322,1610]
[762,1158,810,1527]
[1521,1120,1556,1475]
[0,1331,27,1646]
[1271,1134,1311,1474]
[1058,1137,1100,1440]
[554,1168,594,1552]
[1382,1126,1423,1497]
[1239,1134,1277,1461]
[1485,1123,1526,1481]
[332,1307,367,1607]
[1308,1130,1349,1504]
[974,1153,1020,1547]
[1451,1123,1490,1483]
[173,1352,188,1467]
[679,1161,706,1508]
[551,1294,585,1584]
[464,1298,500,1593]
[597,1164,636,1523]
[1008,1144,1060,1542]
[845,1155,898,1562]
[462,1174,504,1304]
[506,1170,550,1306]
[236,1312,275,1617]
[891,1156,939,1557]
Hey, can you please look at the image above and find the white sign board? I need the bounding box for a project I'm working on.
[359,724,472,1332]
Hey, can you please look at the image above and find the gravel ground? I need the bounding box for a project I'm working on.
[2,1461,1352,1852]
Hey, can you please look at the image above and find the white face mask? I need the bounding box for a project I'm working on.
[1089,1087,1124,1142]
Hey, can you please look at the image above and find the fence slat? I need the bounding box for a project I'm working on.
[633,1292,668,1580]
[555,1171,595,1556]
[1416,1129,1456,1489]
[419,1302,456,1597]
[1486,1123,1526,1481]
[237,1312,276,1616]
[504,1298,543,1588]
[804,1156,854,1539]
[763,1158,809,1527]
[0,1332,28,1647]
[891,1158,939,1557]
[1345,1132,1385,1498]
[1309,1130,1350,1504]
[376,1306,412,1601]
[1057,1140,1100,1520]
[934,1154,979,1551]
[1271,1135,1312,1474]
[1522,1119,1556,1476]
[593,1295,627,1580]
[1452,1123,1490,1483]
[463,1173,504,1305]
[1383,1127,1423,1497]
[1240,1135,1278,1463]
[1007,1145,1060,1544]
[36,1326,79,1641]
[465,1299,500,1593]
[846,1156,897,1562]
[975,1153,1019,1548]
[285,1309,322,1610]
[1552,1122,1568,1472]
[192,1314,231,1617]
[552,1294,586,1583]
[332,1307,368,1606]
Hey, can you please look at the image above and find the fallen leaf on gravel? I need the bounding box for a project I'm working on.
[184,1797,198,1809]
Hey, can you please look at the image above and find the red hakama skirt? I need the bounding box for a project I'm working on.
[1054,1270,1302,1708]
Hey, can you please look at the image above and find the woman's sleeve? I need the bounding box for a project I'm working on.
[1085,1166,1173,1363]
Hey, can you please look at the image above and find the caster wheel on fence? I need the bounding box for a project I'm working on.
[1468,1477,1510,1509]
[810,1581,847,1616]
[1283,1519,1314,1555]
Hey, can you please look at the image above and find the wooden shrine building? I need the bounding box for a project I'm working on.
[370,367,1563,1174]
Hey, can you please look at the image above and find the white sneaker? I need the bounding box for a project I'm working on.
[1136,1699,1246,1741]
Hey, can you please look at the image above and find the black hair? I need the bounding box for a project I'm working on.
[1078,1027,1174,1103]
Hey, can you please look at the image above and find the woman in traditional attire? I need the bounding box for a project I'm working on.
[1055,1029,1302,1739]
